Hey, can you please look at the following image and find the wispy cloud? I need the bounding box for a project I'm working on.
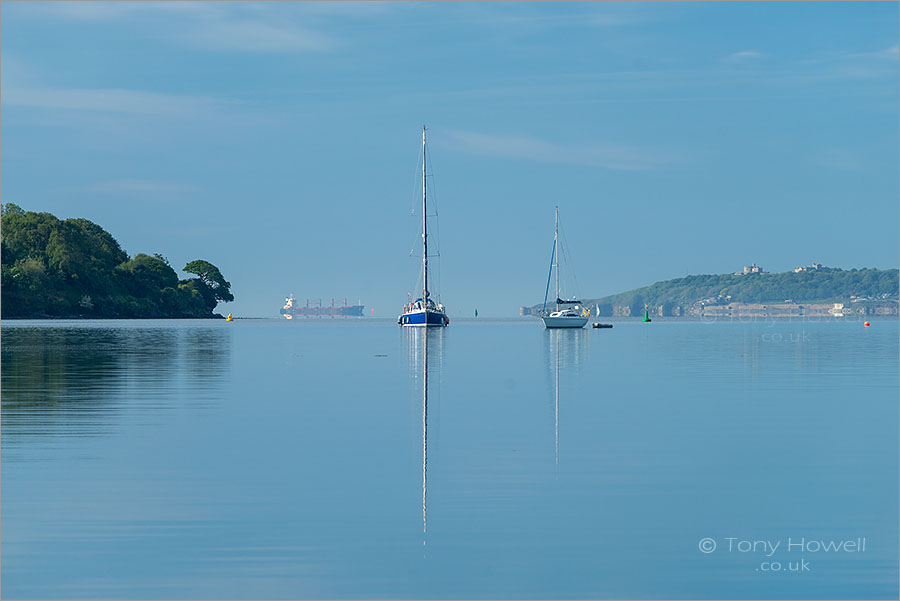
[724,50,764,62]
[9,1,342,54]
[182,19,335,53]
[845,44,899,61]
[79,179,202,205]
[812,148,866,173]
[428,2,652,29]
[1,53,244,118]
[790,44,900,80]
[461,11,640,28]
[85,179,198,195]
[14,1,220,21]
[3,86,241,117]
[441,129,675,171]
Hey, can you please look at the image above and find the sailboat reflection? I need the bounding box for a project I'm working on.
[544,328,589,464]
[405,326,444,546]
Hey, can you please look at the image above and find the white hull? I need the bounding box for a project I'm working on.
[542,315,588,329]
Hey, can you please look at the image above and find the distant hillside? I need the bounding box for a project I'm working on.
[530,267,899,316]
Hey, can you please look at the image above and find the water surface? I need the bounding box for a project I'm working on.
[2,318,897,599]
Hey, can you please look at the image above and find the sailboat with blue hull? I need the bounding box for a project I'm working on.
[399,126,449,328]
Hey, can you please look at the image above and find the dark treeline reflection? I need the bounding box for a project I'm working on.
[183,328,232,395]
[1,325,231,445]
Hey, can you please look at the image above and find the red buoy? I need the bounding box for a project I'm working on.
[864,321,871,327]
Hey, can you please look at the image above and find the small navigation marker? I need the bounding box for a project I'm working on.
[474,308,478,318]
[225,313,233,321]
[864,321,871,327]
[642,309,652,323]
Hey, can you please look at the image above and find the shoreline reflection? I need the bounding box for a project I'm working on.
[1,325,232,449]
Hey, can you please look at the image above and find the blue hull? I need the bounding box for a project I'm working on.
[399,309,448,327]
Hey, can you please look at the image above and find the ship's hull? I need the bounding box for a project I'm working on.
[542,315,588,329]
[281,305,365,318]
[399,309,448,327]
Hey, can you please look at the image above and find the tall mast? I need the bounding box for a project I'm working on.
[422,126,428,303]
[554,206,559,311]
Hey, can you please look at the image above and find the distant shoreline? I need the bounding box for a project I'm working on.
[526,267,899,318]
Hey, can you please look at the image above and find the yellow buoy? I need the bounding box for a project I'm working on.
[226,314,233,321]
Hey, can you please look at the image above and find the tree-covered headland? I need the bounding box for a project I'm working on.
[581,268,898,317]
[1,204,233,318]
[529,267,898,317]
[592,268,898,308]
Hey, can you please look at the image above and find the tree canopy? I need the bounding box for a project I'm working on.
[183,259,234,309]
[530,267,899,314]
[1,204,233,318]
[580,268,899,312]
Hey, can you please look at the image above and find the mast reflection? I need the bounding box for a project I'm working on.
[544,328,589,464]
[405,326,444,546]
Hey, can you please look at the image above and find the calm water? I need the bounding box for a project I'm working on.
[1,318,898,599]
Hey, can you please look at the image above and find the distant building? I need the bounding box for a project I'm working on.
[735,263,764,275]
[744,263,764,275]
[653,303,684,317]
[794,262,826,273]
[690,300,897,318]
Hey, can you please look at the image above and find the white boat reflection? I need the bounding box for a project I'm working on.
[544,328,589,464]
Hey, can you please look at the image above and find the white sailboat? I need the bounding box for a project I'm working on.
[541,207,588,329]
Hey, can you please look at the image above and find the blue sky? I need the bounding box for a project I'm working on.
[2,1,897,317]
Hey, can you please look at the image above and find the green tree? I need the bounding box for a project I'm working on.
[565,266,899,315]
[629,294,645,317]
[183,259,234,310]
[117,253,179,296]
[1,203,25,216]
[2,206,233,318]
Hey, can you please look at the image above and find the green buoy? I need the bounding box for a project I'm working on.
[642,309,652,323]
[474,308,478,318]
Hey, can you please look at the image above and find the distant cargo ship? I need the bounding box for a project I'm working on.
[281,295,365,319]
